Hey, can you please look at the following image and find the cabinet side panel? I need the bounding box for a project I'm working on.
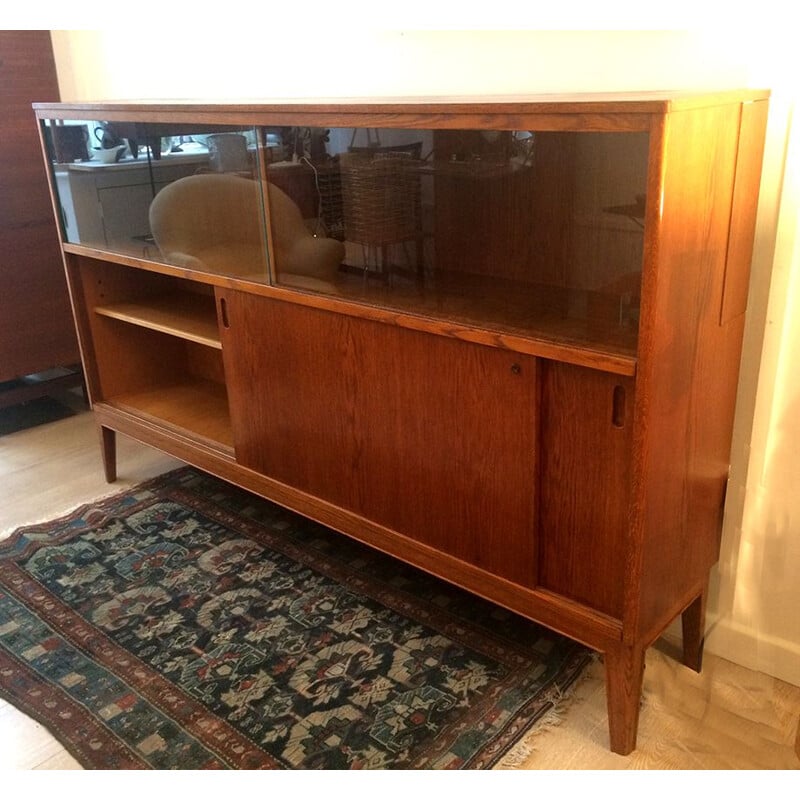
[538,361,633,618]
[634,102,760,639]
[221,292,538,587]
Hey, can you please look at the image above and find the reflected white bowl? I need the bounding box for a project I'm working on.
[95,145,126,164]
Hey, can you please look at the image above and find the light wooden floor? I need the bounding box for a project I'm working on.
[1,394,798,770]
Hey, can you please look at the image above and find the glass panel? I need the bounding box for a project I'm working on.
[265,126,648,352]
[43,116,648,354]
[42,119,269,280]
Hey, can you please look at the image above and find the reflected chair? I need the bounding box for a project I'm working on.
[149,173,344,292]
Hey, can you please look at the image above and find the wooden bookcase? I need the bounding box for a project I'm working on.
[35,91,769,754]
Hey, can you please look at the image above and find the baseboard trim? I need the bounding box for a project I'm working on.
[704,617,800,688]
[659,604,800,689]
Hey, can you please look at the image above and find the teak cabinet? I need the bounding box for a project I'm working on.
[34,92,769,754]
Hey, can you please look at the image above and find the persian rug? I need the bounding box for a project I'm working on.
[0,467,593,769]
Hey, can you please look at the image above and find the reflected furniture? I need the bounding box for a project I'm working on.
[340,142,425,278]
[54,153,208,252]
[34,92,769,754]
[148,173,344,291]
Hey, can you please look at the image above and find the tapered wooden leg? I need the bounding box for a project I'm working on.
[99,425,117,483]
[604,643,646,755]
[681,581,708,672]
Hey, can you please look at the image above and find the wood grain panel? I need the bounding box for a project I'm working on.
[538,361,634,617]
[33,90,769,132]
[632,102,747,640]
[0,31,78,382]
[720,100,769,324]
[219,290,539,586]
[108,380,232,451]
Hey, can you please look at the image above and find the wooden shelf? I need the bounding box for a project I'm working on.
[95,293,221,349]
[107,379,232,451]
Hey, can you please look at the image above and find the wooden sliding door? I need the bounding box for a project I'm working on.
[218,291,539,586]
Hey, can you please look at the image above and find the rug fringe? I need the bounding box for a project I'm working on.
[0,484,131,541]
[495,653,600,769]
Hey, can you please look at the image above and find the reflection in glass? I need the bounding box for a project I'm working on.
[265,126,648,350]
[43,116,648,352]
[148,172,268,280]
[42,121,270,278]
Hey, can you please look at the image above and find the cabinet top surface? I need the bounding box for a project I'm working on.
[34,89,769,120]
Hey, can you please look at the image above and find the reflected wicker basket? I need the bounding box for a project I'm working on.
[339,149,423,250]
[315,163,345,240]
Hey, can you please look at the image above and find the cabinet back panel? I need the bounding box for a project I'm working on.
[221,291,539,586]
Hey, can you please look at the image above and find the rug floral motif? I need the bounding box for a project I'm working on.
[0,467,592,769]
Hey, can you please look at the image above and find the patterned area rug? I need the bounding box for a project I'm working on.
[0,467,593,769]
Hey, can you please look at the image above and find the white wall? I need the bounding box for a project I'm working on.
[49,28,800,686]
[48,29,777,100]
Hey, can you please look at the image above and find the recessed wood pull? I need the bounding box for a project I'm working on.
[612,384,626,428]
[219,297,230,329]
